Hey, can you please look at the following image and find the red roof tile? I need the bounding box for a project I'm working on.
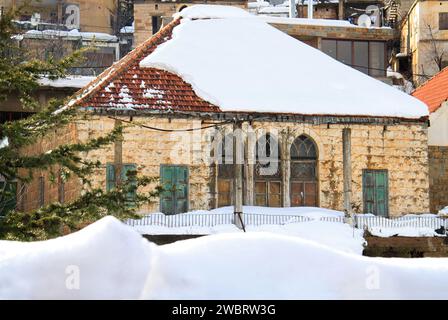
[73,18,220,113]
[412,67,448,113]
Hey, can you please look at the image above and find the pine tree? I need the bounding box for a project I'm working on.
[0,5,160,241]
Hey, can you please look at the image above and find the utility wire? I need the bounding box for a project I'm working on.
[108,116,233,132]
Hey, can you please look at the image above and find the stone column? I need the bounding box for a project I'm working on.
[343,128,352,216]
[282,130,291,207]
[114,119,123,185]
[246,125,255,206]
[233,121,244,229]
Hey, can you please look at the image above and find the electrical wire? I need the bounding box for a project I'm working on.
[107,116,234,132]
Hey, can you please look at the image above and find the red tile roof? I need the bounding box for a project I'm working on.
[73,18,220,113]
[412,67,448,113]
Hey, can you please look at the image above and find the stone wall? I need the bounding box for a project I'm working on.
[364,235,448,257]
[18,122,82,212]
[21,114,429,216]
[76,115,216,213]
[429,146,448,213]
[247,121,429,216]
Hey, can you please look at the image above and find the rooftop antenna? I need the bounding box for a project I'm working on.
[289,0,296,18]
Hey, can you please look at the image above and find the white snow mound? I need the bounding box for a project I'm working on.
[0,216,155,299]
[142,232,448,299]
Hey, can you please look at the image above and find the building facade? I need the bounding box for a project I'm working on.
[133,0,248,45]
[399,0,448,86]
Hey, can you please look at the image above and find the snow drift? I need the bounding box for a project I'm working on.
[143,232,448,300]
[0,216,154,299]
[2,216,448,299]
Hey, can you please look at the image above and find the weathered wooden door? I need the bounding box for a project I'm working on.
[291,181,317,207]
[363,169,388,217]
[160,165,189,215]
[255,180,282,207]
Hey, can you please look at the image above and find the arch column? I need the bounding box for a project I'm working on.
[281,131,291,207]
[245,126,255,206]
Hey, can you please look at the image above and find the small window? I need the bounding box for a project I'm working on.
[321,39,337,59]
[353,41,369,75]
[439,13,448,30]
[369,42,386,77]
[336,40,352,66]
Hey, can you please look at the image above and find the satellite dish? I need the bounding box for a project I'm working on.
[357,14,372,28]
[366,5,381,27]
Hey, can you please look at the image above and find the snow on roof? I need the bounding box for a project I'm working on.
[140,6,428,119]
[262,16,357,27]
[39,76,96,89]
[120,22,135,34]
[24,29,118,42]
[173,4,253,19]
[258,6,290,14]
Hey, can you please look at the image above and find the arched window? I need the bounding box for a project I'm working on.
[291,135,317,160]
[255,133,282,207]
[290,135,318,207]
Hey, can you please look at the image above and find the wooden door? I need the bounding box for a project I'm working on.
[255,180,282,207]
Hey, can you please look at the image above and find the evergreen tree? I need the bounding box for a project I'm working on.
[0,5,160,241]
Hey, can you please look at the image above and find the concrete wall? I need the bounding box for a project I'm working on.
[429,102,448,146]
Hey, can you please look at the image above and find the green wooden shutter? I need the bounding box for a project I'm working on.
[160,165,175,214]
[375,171,388,217]
[122,164,137,204]
[106,163,115,192]
[174,166,188,214]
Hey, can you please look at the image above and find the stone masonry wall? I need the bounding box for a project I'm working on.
[248,121,429,216]
[18,122,82,212]
[428,146,448,213]
[21,114,429,216]
[76,115,216,213]
[76,116,429,216]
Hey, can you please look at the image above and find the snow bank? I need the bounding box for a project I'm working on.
[39,76,96,89]
[142,232,448,299]
[24,29,118,42]
[140,5,427,119]
[0,216,154,299]
[3,216,448,299]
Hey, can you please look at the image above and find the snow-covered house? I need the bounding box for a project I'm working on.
[21,5,430,217]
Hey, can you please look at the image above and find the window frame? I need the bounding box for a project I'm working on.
[321,38,387,77]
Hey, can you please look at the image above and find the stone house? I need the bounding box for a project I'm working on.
[412,67,448,212]
[17,5,430,217]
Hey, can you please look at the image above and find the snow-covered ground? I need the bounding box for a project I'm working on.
[129,206,447,239]
[2,216,448,299]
